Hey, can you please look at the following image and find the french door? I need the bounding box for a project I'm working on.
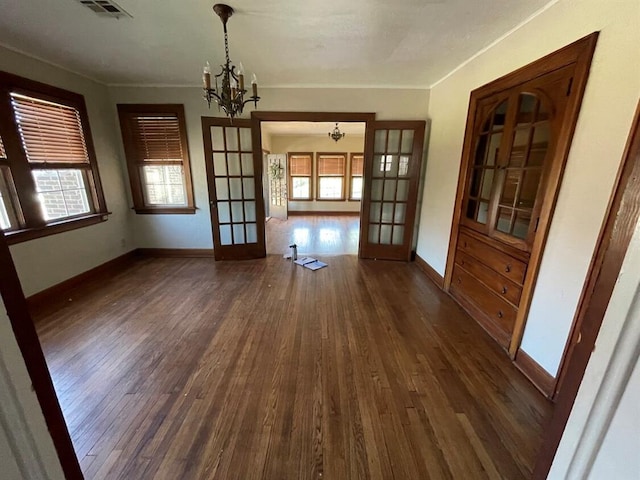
[267,153,288,220]
[202,117,265,260]
[359,121,426,260]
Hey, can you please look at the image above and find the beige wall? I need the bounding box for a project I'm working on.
[269,133,364,212]
[0,46,133,296]
[108,86,429,247]
[416,0,640,375]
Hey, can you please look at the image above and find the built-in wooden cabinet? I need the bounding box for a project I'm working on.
[445,33,598,355]
[450,228,529,347]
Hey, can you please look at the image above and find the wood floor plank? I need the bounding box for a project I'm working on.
[35,255,552,479]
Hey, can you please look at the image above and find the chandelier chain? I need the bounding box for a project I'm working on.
[223,26,230,66]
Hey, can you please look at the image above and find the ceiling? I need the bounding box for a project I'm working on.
[0,0,552,87]
[262,122,365,137]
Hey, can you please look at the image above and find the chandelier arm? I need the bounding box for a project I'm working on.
[241,96,260,108]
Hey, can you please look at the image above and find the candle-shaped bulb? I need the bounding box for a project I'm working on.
[251,73,258,98]
[238,62,245,91]
[203,61,211,89]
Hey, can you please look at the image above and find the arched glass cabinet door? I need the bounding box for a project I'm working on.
[490,92,553,246]
[461,64,571,251]
[464,98,510,228]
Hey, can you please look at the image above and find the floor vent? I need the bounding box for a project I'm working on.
[76,0,132,18]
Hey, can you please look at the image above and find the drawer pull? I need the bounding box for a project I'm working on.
[460,260,465,266]
[501,286,507,294]
[505,264,511,273]
[497,310,504,319]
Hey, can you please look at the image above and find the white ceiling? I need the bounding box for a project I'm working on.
[262,122,365,136]
[0,0,552,87]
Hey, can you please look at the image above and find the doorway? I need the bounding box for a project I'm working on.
[260,121,365,256]
[201,112,426,261]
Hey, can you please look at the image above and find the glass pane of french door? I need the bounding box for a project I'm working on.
[360,121,425,261]
[202,117,265,260]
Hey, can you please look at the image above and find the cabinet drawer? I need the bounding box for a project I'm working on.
[450,265,517,339]
[457,233,527,284]
[455,250,522,306]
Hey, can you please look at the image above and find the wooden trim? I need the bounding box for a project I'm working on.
[287,210,360,216]
[26,250,137,316]
[0,232,84,479]
[533,99,640,479]
[117,104,195,213]
[508,32,599,356]
[5,212,109,245]
[135,248,215,258]
[414,254,444,289]
[252,112,376,123]
[132,207,196,215]
[514,349,555,399]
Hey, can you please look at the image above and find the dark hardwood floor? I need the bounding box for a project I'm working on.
[35,255,551,479]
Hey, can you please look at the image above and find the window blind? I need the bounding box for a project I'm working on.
[10,93,89,164]
[318,155,345,176]
[289,155,311,176]
[351,155,364,176]
[131,115,184,162]
[0,135,6,159]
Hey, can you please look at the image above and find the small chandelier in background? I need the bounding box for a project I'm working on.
[329,123,345,142]
[202,4,260,119]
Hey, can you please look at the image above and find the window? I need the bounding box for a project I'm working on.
[288,153,312,200]
[0,71,108,243]
[0,136,21,230]
[349,153,364,200]
[117,104,195,214]
[317,153,346,200]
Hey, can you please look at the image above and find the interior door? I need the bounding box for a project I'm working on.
[267,153,287,220]
[360,121,425,260]
[202,117,265,260]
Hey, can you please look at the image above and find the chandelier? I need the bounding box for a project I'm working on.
[328,123,345,142]
[202,4,260,119]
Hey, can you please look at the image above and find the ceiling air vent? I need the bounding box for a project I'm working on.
[76,0,132,18]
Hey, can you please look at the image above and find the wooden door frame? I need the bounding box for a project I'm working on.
[443,32,599,358]
[251,111,376,254]
[0,231,84,479]
[533,100,640,477]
